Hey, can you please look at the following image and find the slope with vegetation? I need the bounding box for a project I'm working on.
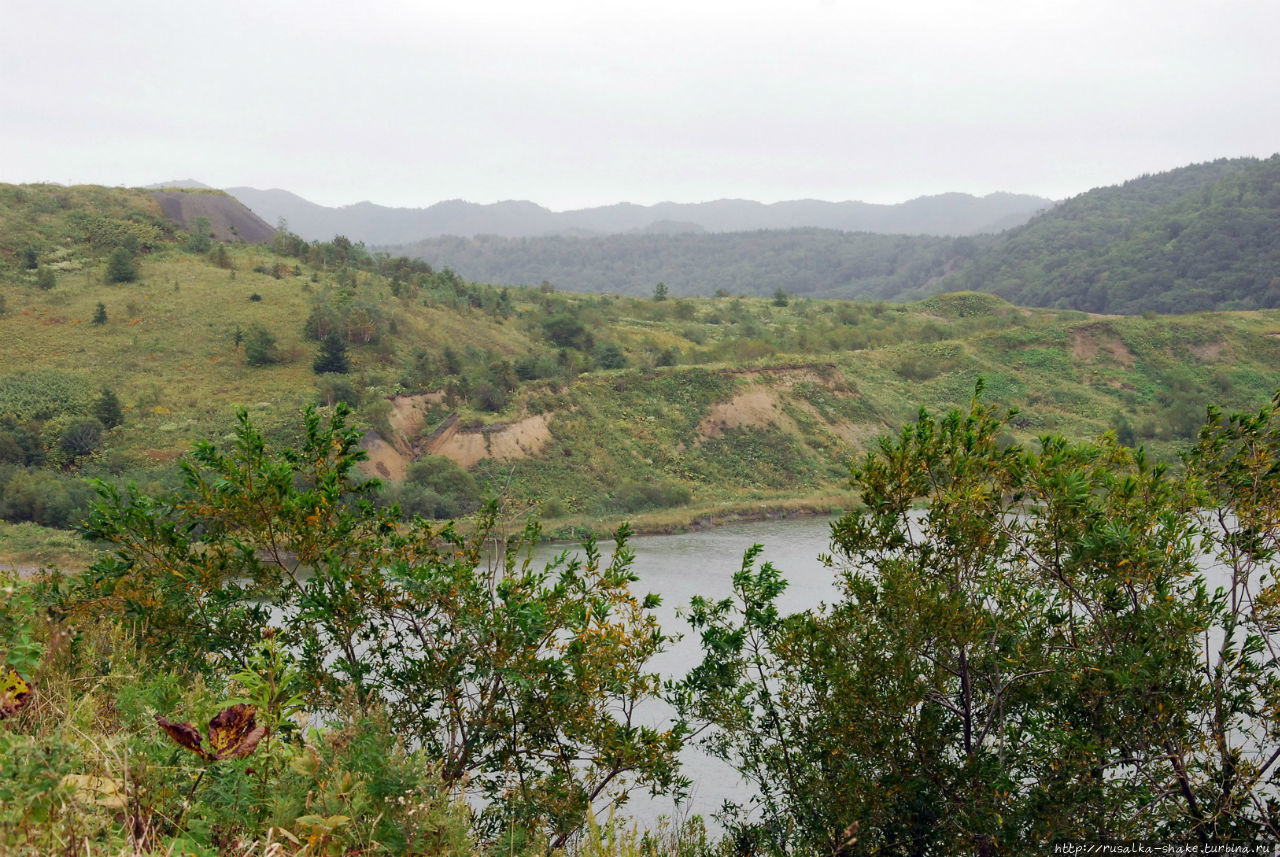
[385,229,978,300]
[6,183,1280,564]
[389,156,1280,313]
[7,385,1280,853]
[948,155,1280,313]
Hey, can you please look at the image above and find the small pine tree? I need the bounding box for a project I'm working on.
[244,323,281,366]
[313,332,350,374]
[105,247,138,283]
[36,266,56,290]
[93,388,124,429]
[92,302,108,325]
[653,282,669,301]
[772,288,790,307]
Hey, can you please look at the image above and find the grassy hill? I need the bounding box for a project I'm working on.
[5,183,1280,566]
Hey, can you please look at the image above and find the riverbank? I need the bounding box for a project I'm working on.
[536,490,852,541]
[0,491,855,573]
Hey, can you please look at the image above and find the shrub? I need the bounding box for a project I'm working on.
[104,247,138,283]
[243,324,281,366]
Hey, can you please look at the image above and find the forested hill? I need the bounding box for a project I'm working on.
[388,157,1280,310]
[386,229,983,299]
[944,156,1280,313]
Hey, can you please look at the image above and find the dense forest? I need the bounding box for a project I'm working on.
[949,155,1280,313]
[388,229,978,299]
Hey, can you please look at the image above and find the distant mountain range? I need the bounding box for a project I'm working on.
[151,182,1052,244]
[385,156,1280,310]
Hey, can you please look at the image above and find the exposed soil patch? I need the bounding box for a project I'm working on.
[360,433,409,481]
[1072,329,1135,366]
[699,388,789,437]
[1189,341,1229,362]
[428,414,552,469]
[386,392,443,454]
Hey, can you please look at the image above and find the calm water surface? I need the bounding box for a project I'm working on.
[531,516,844,827]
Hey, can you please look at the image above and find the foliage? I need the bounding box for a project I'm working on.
[677,384,1280,852]
[312,332,350,374]
[92,387,124,430]
[63,405,685,845]
[105,246,139,283]
[952,155,1280,313]
[243,323,281,366]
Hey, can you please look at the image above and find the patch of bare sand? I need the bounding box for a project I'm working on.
[699,389,791,437]
[386,392,443,452]
[360,433,409,481]
[428,414,552,469]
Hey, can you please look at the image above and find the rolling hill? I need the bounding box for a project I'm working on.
[7,182,1280,571]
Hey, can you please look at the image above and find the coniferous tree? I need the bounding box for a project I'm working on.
[93,388,124,430]
[312,332,350,374]
[92,302,108,325]
[105,247,138,283]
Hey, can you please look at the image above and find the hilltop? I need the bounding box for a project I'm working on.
[946,155,1280,313]
[5,182,1280,567]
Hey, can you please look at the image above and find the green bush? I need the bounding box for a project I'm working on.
[608,480,691,514]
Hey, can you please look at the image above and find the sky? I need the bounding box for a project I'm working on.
[2,0,1278,211]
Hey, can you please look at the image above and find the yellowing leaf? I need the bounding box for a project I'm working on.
[207,703,267,760]
[0,666,31,720]
[62,774,128,810]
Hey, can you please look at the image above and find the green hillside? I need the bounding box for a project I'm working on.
[389,156,1280,314]
[388,228,979,300]
[920,156,1280,312]
[6,184,1280,565]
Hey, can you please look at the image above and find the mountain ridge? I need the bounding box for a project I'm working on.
[222,186,1054,244]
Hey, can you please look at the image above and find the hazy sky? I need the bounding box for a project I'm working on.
[3,0,1277,210]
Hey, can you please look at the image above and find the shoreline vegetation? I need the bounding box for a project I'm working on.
[0,492,853,575]
[8,389,1280,853]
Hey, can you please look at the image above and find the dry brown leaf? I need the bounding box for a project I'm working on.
[156,704,268,761]
[155,714,215,760]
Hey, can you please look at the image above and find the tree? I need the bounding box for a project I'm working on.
[243,323,281,366]
[59,417,105,459]
[312,332,350,374]
[93,388,124,430]
[676,383,1273,852]
[92,302,108,325]
[105,247,138,283]
[185,215,213,253]
[771,288,789,307]
[36,266,56,290]
[653,282,669,301]
[66,406,685,844]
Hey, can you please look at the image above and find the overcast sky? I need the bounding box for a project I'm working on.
[3,0,1277,210]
